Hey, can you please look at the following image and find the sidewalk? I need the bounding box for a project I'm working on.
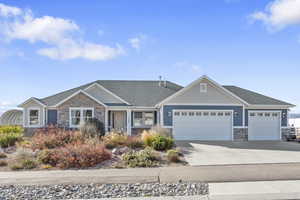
[1,163,300,185]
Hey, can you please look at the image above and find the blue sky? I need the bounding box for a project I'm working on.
[0,0,300,114]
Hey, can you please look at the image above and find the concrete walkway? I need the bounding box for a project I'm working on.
[2,163,300,185]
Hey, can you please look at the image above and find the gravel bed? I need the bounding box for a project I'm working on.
[0,182,208,199]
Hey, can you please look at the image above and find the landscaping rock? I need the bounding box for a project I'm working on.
[112,146,130,155]
[0,182,208,199]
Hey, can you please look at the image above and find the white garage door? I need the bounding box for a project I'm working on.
[173,110,233,140]
[248,111,281,140]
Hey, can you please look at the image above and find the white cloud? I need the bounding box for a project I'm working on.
[128,34,148,51]
[0,3,22,17]
[250,0,300,31]
[0,3,124,61]
[37,41,124,61]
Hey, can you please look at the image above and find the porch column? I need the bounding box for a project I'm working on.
[127,109,132,135]
[105,109,109,132]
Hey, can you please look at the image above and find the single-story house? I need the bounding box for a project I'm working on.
[19,75,295,141]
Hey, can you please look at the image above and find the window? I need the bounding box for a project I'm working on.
[258,113,263,117]
[70,108,94,128]
[203,112,209,116]
[272,113,278,117]
[196,112,202,116]
[210,112,216,116]
[29,109,39,126]
[250,113,255,117]
[181,112,187,116]
[200,83,207,93]
[133,111,155,127]
[225,112,231,116]
[189,112,194,116]
[174,112,180,116]
[265,113,270,117]
[218,112,224,116]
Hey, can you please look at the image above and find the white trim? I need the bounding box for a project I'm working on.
[54,90,107,107]
[127,109,132,135]
[156,75,250,107]
[246,105,293,109]
[84,82,131,105]
[27,107,42,128]
[69,107,95,128]
[248,110,282,141]
[19,97,46,108]
[172,109,234,141]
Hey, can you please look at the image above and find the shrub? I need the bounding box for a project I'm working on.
[31,128,84,150]
[0,132,23,148]
[167,149,180,163]
[141,130,157,147]
[80,118,105,137]
[0,160,7,166]
[151,125,171,137]
[37,149,57,166]
[122,147,160,168]
[21,159,37,169]
[9,148,37,170]
[126,136,144,149]
[0,152,7,158]
[38,143,111,169]
[103,132,128,149]
[41,164,52,169]
[0,126,23,134]
[151,135,174,151]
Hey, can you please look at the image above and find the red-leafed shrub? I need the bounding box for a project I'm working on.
[30,128,84,150]
[38,142,111,169]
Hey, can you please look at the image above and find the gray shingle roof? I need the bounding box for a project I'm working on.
[223,86,294,106]
[41,80,183,107]
[38,81,293,107]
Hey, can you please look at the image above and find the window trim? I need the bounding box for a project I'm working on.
[28,107,41,127]
[69,107,94,128]
[132,111,155,128]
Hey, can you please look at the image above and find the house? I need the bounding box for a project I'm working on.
[19,75,295,141]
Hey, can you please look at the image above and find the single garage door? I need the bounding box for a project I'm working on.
[173,110,233,140]
[248,111,281,140]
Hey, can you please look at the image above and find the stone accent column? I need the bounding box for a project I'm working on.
[233,128,248,141]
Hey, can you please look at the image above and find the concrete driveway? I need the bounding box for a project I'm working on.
[177,141,300,166]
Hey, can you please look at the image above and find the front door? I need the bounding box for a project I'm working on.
[112,111,127,131]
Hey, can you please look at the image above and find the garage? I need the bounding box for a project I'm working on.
[173,110,233,140]
[248,111,281,140]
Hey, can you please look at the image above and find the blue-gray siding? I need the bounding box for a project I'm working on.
[245,109,288,127]
[163,105,243,127]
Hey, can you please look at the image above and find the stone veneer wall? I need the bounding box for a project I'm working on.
[57,93,105,128]
[233,128,248,141]
[281,127,291,141]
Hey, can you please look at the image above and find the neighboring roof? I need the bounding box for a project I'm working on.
[223,86,294,106]
[41,80,183,107]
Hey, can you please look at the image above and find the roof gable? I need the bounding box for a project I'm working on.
[157,75,249,106]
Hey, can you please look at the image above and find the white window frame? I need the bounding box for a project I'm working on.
[200,83,207,93]
[133,111,155,128]
[69,107,94,128]
[28,107,41,127]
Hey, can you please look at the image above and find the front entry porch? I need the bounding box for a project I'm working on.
[107,110,131,135]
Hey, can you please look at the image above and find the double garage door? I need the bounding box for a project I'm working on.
[173,110,281,141]
[173,110,233,140]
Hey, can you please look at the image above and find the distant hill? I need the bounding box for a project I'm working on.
[290,113,300,118]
